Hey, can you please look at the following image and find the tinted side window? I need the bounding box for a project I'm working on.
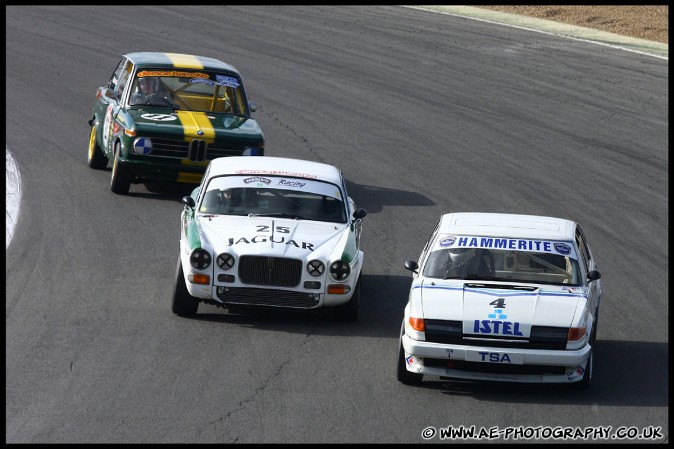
[575,227,590,274]
[419,221,440,266]
[108,57,128,91]
[116,61,133,96]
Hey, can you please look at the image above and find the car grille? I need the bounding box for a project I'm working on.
[216,287,319,308]
[238,256,303,287]
[425,320,569,350]
[149,138,254,161]
[424,358,567,375]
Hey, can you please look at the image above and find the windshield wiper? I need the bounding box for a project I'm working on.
[248,212,304,219]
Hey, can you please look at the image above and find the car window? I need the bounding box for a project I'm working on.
[422,236,582,285]
[199,175,347,223]
[108,57,128,91]
[116,61,133,96]
[575,227,590,274]
[127,68,249,114]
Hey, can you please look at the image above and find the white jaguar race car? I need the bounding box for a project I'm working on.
[172,156,367,321]
[398,212,602,388]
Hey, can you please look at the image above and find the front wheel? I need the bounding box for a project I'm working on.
[87,124,108,169]
[397,336,423,385]
[172,256,199,317]
[333,277,360,321]
[110,141,131,194]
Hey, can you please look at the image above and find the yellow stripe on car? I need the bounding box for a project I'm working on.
[175,111,216,139]
[165,53,204,69]
[176,110,213,174]
[177,172,205,183]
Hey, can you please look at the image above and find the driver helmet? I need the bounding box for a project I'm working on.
[138,76,158,94]
[447,247,476,265]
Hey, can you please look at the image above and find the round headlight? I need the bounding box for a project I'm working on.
[307,260,325,277]
[133,137,152,155]
[216,253,235,270]
[190,249,212,270]
[243,146,262,156]
[329,260,350,281]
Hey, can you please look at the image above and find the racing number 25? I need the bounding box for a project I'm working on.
[256,225,290,234]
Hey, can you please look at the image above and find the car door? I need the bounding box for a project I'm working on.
[95,57,132,157]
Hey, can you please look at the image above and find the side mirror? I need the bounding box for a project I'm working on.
[587,270,601,282]
[404,260,419,274]
[249,101,258,112]
[103,88,119,101]
[352,208,367,221]
[182,196,195,208]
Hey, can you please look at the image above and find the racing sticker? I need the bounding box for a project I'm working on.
[566,364,585,381]
[244,177,271,185]
[473,309,524,336]
[439,237,456,247]
[141,113,177,121]
[278,179,306,188]
[102,105,113,149]
[190,78,215,86]
[435,235,578,259]
[215,74,240,88]
[554,242,572,255]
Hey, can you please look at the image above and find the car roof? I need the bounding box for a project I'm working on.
[438,212,577,241]
[207,156,344,186]
[124,52,240,74]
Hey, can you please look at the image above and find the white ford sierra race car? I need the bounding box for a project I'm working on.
[172,156,367,321]
[398,213,602,388]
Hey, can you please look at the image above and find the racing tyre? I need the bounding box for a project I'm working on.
[333,276,360,322]
[87,124,108,169]
[397,337,423,385]
[110,141,131,194]
[172,257,199,317]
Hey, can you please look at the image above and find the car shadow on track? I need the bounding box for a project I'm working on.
[344,180,435,214]
[122,181,199,201]
[189,273,412,339]
[403,340,668,407]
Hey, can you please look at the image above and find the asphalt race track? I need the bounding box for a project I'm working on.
[5,5,668,444]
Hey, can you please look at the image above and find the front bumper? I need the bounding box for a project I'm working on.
[118,156,208,183]
[401,333,591,383]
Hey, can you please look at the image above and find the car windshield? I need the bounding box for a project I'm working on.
[422,236,582,286]
[198,175,348,223]
[127,68,249,115]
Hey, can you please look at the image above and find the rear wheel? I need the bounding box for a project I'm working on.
[333,277,360,321]
[110,141,131,194]
[397,336,423,385]
[87,124,108,169]
[172,257,199,317]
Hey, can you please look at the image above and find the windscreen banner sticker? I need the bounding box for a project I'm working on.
[235,170,318,179]
[208,175,342,199]
[138,70,209,79]
[436,235,577,259]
